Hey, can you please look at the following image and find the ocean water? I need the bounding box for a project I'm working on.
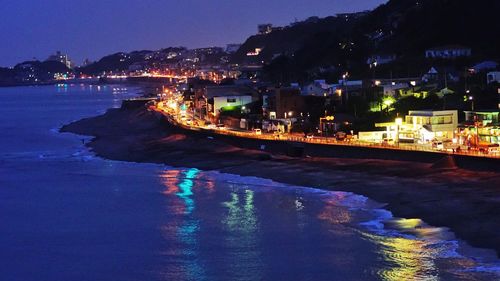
[1,85,500,281]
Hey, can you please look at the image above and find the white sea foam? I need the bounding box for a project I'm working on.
[359,208,393,231]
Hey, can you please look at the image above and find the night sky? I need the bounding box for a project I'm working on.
[0,0,385,67]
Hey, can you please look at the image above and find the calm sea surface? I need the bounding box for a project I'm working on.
[1,85,500,281]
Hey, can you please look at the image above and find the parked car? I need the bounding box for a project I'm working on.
[432,141,444,150]
[473,143,499,154]
[335,131,346,141]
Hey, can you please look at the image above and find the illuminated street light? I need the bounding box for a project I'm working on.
[469,95,475,111]
[383,96,395,107]
[395,117,403,145]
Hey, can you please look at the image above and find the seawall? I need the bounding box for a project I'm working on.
[157,113,500,172]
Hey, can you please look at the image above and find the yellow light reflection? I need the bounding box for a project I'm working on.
[361,231,440,281]
[160,169,181,195]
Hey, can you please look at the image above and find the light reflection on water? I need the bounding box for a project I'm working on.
[156,168,500,281]
[162,168,206,280]
[361,231,440,280]
[222,188,262,281]
[2,85,498,281]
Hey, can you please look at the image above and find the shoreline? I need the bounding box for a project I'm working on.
[60,106,500,257]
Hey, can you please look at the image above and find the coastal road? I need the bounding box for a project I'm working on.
[154,102,500,160]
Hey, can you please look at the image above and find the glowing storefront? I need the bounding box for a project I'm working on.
[458,111,500,145]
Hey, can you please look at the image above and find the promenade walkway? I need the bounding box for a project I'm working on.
[152,105,500,160]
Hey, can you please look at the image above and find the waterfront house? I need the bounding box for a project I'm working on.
[201,85,258,122]
[369,110,458,143]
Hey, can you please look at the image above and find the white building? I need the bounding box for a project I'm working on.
[366,54,396,66]
[46,51,74,69]
[302,80,333,96]
[405,110,458,142]
[204,85,258,118]
[210,95,253,116]
[425,45,471,59]
[368,110,459,143]
[382,83,409,97]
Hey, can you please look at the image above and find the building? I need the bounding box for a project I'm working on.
[487,71,500,84]
[382,83,410,97]
[226,44,242,54]
[267,87,326,120]
[336,11,369,21]
[422,67,460,83]
[469,61,498,73]
[273,87,302,119]
[46,51,74,69]
[199,85,258,121]
[333,79,364,104]
[366,54,397,66]
[246,48,263,57]
[458,111,500,146]
[425,45,471,59]
[258,24,273,35]
[302,80,333,96]
[210,95,253,116]
[371,110,458,143]
[405,110,458,141]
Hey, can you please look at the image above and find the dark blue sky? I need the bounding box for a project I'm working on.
[0,0,385,67]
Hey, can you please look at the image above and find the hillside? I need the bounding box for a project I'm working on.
[359,0,500,57]
[78,51,152,75]
[240,0,500,83]
[232,16,356,64]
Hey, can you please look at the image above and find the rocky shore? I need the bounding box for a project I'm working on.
[60,106,500,257]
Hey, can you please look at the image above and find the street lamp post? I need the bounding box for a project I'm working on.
[286,111,293,133]
[468,95,474,111]
[342,73,349,105]
[395,117,403,146]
